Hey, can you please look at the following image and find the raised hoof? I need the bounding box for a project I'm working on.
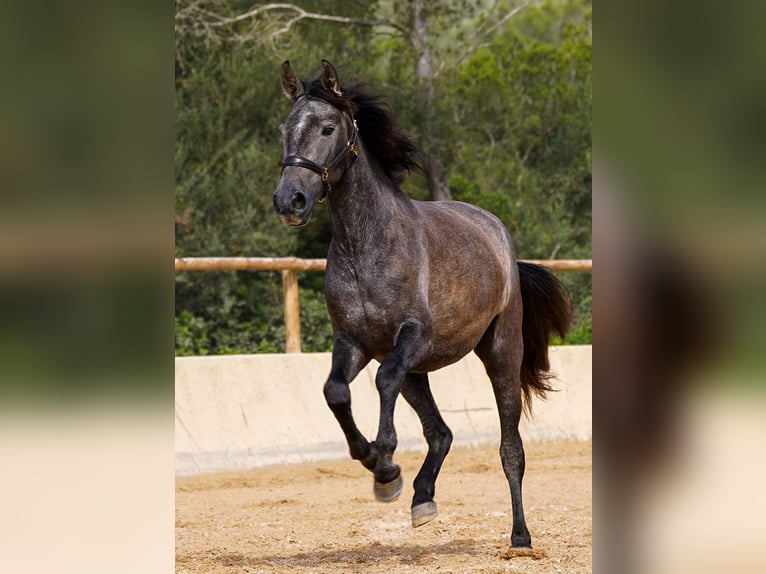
[373,474,403,502]
[411,501,437,528]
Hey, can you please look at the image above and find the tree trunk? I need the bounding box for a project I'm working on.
[424,156,451,201]
[411,0,451,201]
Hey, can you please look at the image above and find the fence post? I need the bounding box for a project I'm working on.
[281,270,301,353]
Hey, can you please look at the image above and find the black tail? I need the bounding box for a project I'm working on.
[518,262,574,412]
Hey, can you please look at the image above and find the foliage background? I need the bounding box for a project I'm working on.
[175,0,592,355]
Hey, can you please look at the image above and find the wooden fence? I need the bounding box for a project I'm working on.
[175,257,592,353]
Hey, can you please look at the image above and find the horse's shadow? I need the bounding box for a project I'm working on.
[215,538,490,570]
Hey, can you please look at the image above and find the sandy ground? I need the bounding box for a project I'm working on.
[176,440,591,573]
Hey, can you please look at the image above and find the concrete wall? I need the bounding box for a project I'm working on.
[175,346,591,475]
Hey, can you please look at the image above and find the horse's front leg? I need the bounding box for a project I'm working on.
[323,333,376,470]
[372,320,432,502]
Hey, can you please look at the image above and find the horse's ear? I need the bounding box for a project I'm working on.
[321,59,342,96]
[280,60,304,101]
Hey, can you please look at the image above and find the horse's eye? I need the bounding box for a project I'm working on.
[321,125,335,136]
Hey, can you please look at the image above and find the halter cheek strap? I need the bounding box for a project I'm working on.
[279,117,359,202]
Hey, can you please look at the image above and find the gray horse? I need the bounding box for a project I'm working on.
[273,60,572,549]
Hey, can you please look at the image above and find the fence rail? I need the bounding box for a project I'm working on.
[175,256,328,272]
[175,257,592,353]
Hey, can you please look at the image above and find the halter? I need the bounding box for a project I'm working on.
[279,107,359,203]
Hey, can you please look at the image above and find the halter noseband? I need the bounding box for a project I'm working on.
[279,109,359,202]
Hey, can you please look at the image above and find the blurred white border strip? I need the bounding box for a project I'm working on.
[0,407,173,574]
[637,387,766,574]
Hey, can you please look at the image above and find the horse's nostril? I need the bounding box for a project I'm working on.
[291,191,307,211]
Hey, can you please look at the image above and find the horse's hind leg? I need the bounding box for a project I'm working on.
[493,382,531,548]
[401,372,453,527]
[323,333,377,470]
[476,311,532,548]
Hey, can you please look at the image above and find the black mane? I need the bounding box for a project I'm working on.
[303,78,423,183]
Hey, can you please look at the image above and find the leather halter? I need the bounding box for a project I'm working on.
[279,108,359,203]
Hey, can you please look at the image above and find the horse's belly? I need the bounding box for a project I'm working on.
[416,316,492,371]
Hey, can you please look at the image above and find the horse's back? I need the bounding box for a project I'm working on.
[418,199,513,246]
[415,200,515,276]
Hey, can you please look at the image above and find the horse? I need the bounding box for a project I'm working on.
[272,60,572,549]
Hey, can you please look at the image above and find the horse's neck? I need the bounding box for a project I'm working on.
[327,153,413,254]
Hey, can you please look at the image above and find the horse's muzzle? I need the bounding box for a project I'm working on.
[273,188,313,227]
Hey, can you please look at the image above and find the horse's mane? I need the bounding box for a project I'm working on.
[303,78,423,183]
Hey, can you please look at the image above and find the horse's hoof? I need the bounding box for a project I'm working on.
[411,501,437,528]
[373,474,403,502]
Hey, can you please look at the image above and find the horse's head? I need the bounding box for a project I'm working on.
[273,60,358,227]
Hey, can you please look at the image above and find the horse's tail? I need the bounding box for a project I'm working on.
[517,261,574,412]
